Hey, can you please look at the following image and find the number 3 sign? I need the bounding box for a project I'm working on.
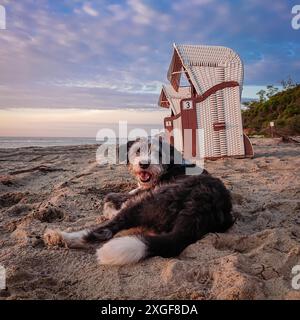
[183,100,193,110]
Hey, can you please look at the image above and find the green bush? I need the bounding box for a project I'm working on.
[242,85,300,137]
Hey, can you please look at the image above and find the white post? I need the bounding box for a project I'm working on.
[270,121,275,138]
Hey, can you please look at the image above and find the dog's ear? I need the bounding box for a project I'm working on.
[168,141,176,164]
[127,139,136,152]
[118,139,138,164]
[158,137,182,165]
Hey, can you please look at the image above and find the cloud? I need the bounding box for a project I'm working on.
[107,4,129,21]
[0,83,160,110]
[127,0,171,31]
[0,0,299,112]
[82,2,99,17]
[128,0,154,25]
[172,0,215,11]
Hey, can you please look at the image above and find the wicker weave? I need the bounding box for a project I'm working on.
[160,84,191,114]
[160,44,249,159]
[174,44,244,95]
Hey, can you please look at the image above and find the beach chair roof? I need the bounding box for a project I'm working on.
[167,43,243,95]
[158,84,191,114]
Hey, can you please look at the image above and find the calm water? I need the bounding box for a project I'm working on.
[0,137,100,149]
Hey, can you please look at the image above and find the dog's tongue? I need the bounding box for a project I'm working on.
[140,172,150,181]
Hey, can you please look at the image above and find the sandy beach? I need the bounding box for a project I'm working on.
[0,138,300,300]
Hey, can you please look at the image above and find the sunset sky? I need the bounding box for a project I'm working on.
[0,0,299,137]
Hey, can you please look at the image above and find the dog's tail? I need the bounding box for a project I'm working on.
[96,233,194,265]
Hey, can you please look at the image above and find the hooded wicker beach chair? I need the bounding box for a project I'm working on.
[158,43,254,159]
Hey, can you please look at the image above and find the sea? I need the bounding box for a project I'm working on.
[0,137,102,149]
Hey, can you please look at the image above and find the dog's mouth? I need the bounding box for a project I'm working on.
[138,171,152,183]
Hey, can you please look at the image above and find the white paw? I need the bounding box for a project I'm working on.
[43,229,89,248]
[43,229,64,247]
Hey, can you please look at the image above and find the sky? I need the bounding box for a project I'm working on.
[0,0,299,137]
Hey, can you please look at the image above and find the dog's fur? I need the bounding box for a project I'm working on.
[44,137,234,265]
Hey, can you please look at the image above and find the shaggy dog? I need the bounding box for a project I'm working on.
[44,138,234,265]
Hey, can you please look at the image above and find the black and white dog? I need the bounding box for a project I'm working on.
[44,137,234,265]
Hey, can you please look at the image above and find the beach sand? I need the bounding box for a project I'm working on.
[0,138,300,300]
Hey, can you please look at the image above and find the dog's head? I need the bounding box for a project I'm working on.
[126,137,186,189]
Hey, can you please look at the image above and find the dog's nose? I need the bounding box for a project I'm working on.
[139,161,150,169]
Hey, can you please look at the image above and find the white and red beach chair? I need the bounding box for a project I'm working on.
[158,44,254,159]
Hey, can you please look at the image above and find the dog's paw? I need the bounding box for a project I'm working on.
[104,193,121,206]
[103,202,120,220]
[43,229,64,247]
[104,192,129,208]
